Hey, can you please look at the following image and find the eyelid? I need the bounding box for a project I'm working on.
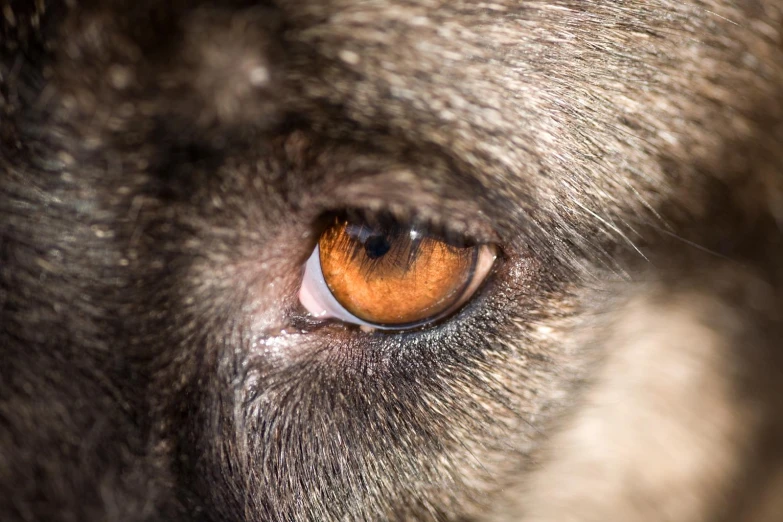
[298,242,497,332]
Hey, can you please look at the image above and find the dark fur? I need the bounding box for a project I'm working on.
[2,1,783,520]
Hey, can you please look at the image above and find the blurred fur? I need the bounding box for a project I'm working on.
[1,1,783,521]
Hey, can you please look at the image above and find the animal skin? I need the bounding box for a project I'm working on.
[2,1,783,521]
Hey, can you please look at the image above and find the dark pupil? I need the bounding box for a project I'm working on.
[364,235,391,259]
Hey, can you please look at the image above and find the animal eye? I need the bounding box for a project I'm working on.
[298,214,497,330]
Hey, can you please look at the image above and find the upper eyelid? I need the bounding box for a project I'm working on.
[310,171,496,239]
[268,130,500,242]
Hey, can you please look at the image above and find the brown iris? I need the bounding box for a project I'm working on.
[318,218,481,325]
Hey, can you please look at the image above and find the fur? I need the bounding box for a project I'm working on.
[1,1,782,520]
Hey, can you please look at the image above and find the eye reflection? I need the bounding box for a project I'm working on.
[299,216,497,330]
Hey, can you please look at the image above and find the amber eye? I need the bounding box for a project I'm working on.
[299,216,497,329]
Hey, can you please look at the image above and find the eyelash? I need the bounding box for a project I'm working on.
[329,223,447,277]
